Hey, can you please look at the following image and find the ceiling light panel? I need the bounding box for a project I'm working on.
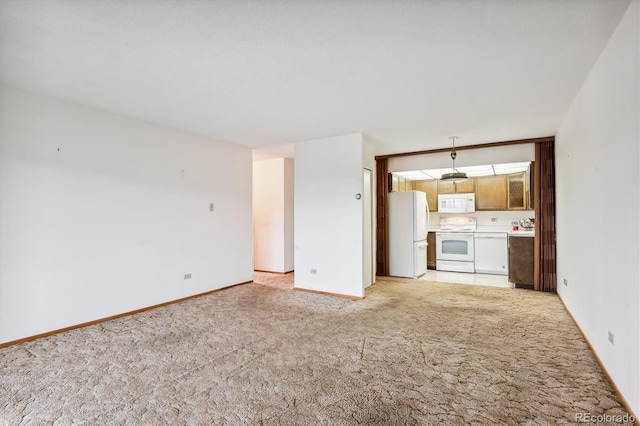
[415,162,531,179]
[456,165,494,176]
[493,168,529,175]
[393,171,430,181]
[493,162,530,174]
[420,168,453,179]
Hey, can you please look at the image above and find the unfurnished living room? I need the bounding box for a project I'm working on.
[0,1,638,425]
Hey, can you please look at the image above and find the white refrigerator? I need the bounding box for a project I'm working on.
[389,190,429,278]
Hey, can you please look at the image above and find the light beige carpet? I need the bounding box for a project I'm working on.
[0,273,634,425]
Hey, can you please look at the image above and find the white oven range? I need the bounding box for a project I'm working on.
[436,217,477,273]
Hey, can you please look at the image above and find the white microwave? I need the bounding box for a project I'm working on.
[438,193,476,213]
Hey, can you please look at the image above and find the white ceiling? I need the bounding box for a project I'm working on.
[0,0,631,155]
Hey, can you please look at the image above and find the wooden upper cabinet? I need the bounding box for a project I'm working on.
[392,164,534,211]
[389,174,410,192]
[455,178,475,194]
[390,174,399,192]
[476,175,507,210]
[398,178,406,192]
[437,180,455,194]
[413,180,438,212]
[437,177,475,195]
[507,173,527,210]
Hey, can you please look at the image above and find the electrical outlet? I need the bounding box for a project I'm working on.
[563,278,568,286]
[511,221,519,226]
[310,269,317,275]
[184,273,192,280]
[608,331,614,345]
[491,218,498,222]
[209,203,214,212]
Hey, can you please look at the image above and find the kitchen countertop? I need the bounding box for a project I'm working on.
[509,230,535,237]
[428,227,535,237]
[430,226,511,233]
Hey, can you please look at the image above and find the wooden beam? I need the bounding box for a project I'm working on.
[375,136,555,160]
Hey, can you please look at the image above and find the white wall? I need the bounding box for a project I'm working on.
[253,158,294,273]
[556,0,639,415]
[362,136,376,174]
[294,133,374,297]
[363,135,376,285]
[0,86,254,343]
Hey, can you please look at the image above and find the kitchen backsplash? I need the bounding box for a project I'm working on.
[430,211,535,229]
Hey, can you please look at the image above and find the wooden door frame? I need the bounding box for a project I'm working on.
[375,136,554,286]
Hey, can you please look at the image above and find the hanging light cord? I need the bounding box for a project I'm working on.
[450,136,458,172]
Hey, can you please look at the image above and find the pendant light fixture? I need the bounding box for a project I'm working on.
[440,136,468,182]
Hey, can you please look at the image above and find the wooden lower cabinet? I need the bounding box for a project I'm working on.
[508,236,534,288]
[427,232,436,269]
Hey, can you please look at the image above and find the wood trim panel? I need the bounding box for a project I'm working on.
[534,140,557,292]
[376,158,390,276]
[0,280,252,348]
[534,143,542,291]
[375,136,555,160]
[558,295,639,424]
[294,287,364,300]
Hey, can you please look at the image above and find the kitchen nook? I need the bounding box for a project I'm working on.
[388,160,536,289]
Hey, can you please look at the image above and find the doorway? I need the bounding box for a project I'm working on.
[375,137,556,292]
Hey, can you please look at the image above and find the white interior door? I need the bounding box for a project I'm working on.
[363,168,373,289]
